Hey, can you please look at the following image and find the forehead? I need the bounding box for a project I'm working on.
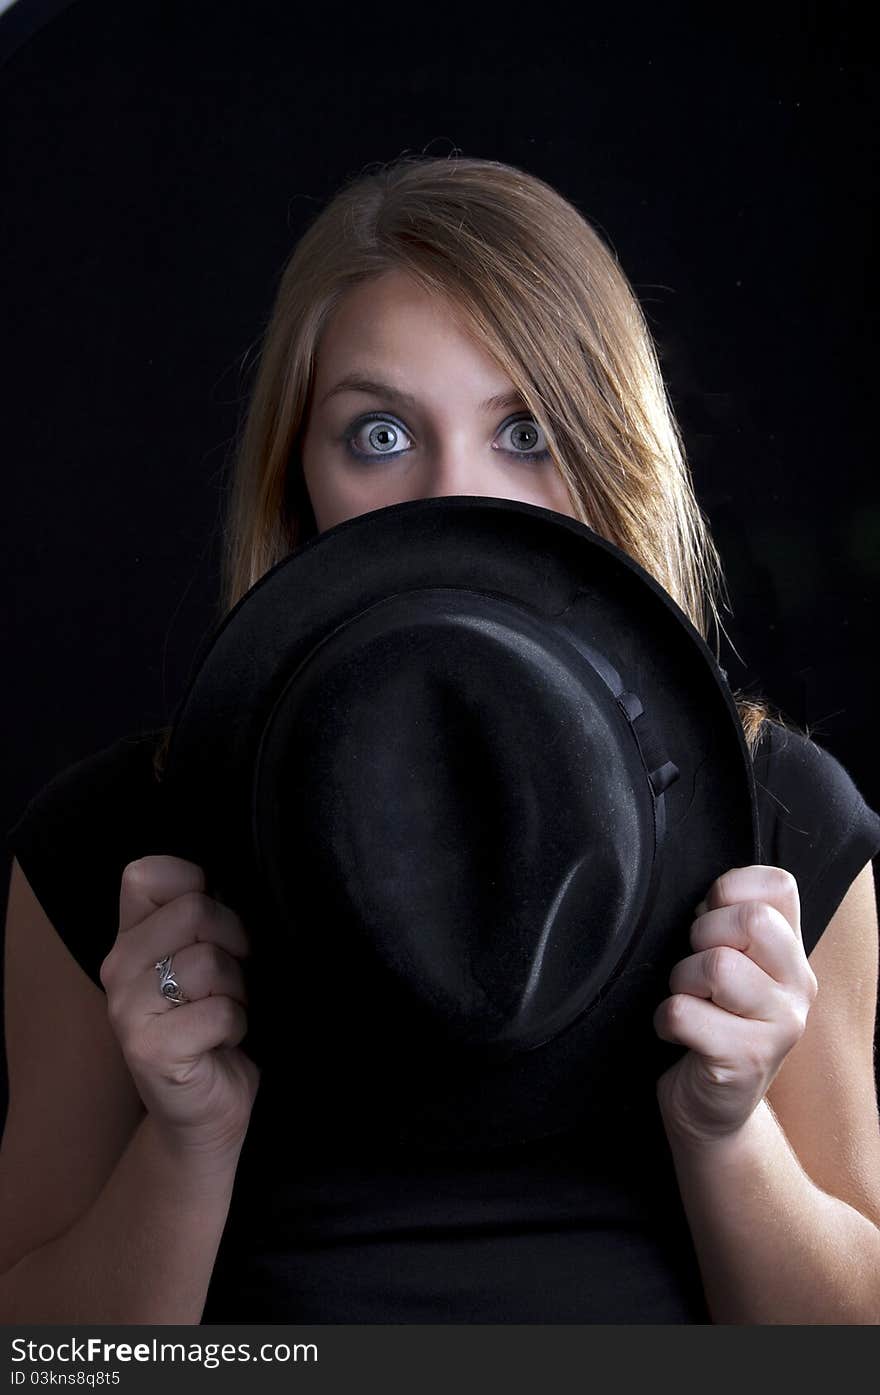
[318,271,476,361]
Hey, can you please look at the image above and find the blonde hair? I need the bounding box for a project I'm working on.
[153,154,796,781]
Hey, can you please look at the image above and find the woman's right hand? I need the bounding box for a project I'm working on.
[100,855,261,1164]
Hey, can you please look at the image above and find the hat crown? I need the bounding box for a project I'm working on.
[253,587,659,1056]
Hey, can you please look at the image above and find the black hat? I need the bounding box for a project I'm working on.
[159,495,760,1154]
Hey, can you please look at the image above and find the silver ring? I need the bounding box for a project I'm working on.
[154,954,188,1005]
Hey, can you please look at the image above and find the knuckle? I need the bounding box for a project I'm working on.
[770,867,798,898]
[713,870,739,906]
[104,986,123,1023]
[784,992,811,1038]
[665,993,689,1028]
[226,995,247,1028]
[212,995,243,1035]
[741,899,770,938]
[708,944,740,987]
[98,950,116,988]
[203,940,229,976]
[177,889,214,933]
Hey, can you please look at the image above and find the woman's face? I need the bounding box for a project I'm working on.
[300,269,579,533]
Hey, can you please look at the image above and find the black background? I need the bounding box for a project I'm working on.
[1,3,877,1105]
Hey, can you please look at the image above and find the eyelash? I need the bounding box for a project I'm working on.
[340,411,552,464]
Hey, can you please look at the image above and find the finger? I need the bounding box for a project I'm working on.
[668,945,782,1021]
[118,856,207,935]
[689,901,816,995]
[704,865,801,942]
[108,891,253,990]
[654,991,766,1059]
[109,942,251,1052]
[143,939,251,1013]
[132,996,251,1074]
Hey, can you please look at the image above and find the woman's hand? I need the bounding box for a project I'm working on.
[653,865,818,1146]
[100,856,261,1165]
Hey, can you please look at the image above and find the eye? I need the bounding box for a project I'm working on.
[342,414,413,461]
[495,414,551,461]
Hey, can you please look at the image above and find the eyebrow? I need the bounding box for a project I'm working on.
[318,373,528,415]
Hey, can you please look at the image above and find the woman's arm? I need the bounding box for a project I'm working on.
[0,1112,242,1324]
[655,860,880,1324]
[0,855,250,1324]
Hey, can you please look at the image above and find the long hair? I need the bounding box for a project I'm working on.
[153,154,796,781]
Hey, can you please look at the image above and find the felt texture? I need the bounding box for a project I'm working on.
[159,495,758,1152]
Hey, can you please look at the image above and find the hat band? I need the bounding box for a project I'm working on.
[556,624,680,898]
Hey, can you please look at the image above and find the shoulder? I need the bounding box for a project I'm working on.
[752,718,880,957]
[6,726,167,864]
[8,727,164,818]
[5,727,170,991]
[753,717,876,816]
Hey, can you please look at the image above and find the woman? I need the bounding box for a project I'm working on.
[2,155,880,1324]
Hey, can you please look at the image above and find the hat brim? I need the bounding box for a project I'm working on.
[161,495,759,1153]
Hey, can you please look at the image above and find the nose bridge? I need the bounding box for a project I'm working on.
[422,435,495,497]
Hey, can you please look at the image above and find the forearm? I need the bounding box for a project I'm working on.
[0,1113,242,1324]
[662,1097,880,1324]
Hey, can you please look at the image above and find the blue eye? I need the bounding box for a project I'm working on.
[498,416,552,461]
[341,412,552,463]
[342,414,413,461]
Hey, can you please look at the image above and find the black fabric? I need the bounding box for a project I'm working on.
[750,723,880,956]
[5,717,880,1323]
[5,729,170,991]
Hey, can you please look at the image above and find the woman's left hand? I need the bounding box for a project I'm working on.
[653,865,819,1146]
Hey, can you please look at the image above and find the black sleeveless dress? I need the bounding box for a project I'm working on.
[5,718,880,1323]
